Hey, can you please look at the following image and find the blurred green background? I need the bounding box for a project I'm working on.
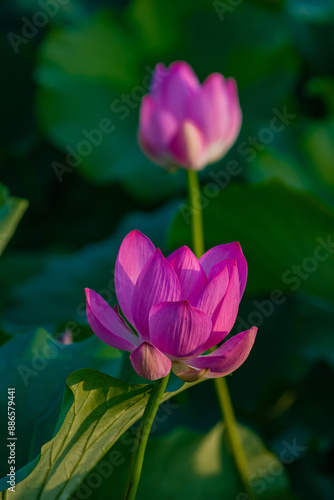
[1,0,334,498]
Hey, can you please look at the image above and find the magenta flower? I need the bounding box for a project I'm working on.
[85,231,257,381]
[138,61,242,171]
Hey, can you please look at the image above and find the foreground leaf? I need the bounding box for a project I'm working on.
[0,369,199,499]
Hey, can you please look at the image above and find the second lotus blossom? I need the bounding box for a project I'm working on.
[85,230,257,381]
[138,61,242,171]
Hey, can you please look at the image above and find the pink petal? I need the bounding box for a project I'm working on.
[169,120,207,170]
[149,63,169,101]
[149,300,212,359]
[158,61,200,121]
[205,77,242,164]
[85,288,139,352]
[223,78,242,150]
[130,342,172,380]
[131,249,181,339]
[115,230,155,326]
[193,266,229,316]
[199,242,247,297]
[207,258,237,281]
[167,246,207,301]
[188,327,257,377]
[187,73,229,144]
[212,262,240,335]
[192,266,230,350]
[138,95,178,160]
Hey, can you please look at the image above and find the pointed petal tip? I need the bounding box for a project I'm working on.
[129,229,142,235]
[199,242,247,297]
[167,245,208,302]
[188,325,258,378]
[154,247,164,257]
[226,77,239,96]
[168,60,199,76]
[249,325,258,337]
[125,229,149,241]
[115,230,156,326]
[202,72,226,91]
[85,287,100,305]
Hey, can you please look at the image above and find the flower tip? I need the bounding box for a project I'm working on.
[169,60,191,71]
[250,325,258,336]
[153,247,164,258]
[227,77,238,92]
[128,229,143,237]
[155,62,166,71]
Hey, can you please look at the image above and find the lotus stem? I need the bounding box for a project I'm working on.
[122,373,170,500]
[187,169,254,499]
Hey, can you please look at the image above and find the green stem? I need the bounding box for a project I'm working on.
[186,169,254,499]
[187,170,205,257]
[214,377,254,499]
[122,373,170,500]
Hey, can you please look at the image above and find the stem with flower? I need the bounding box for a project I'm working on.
[187,169,254,499]
[122,372,170,500]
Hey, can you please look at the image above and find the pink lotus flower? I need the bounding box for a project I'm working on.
[85,231,257,381]
[138,61,242,171]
